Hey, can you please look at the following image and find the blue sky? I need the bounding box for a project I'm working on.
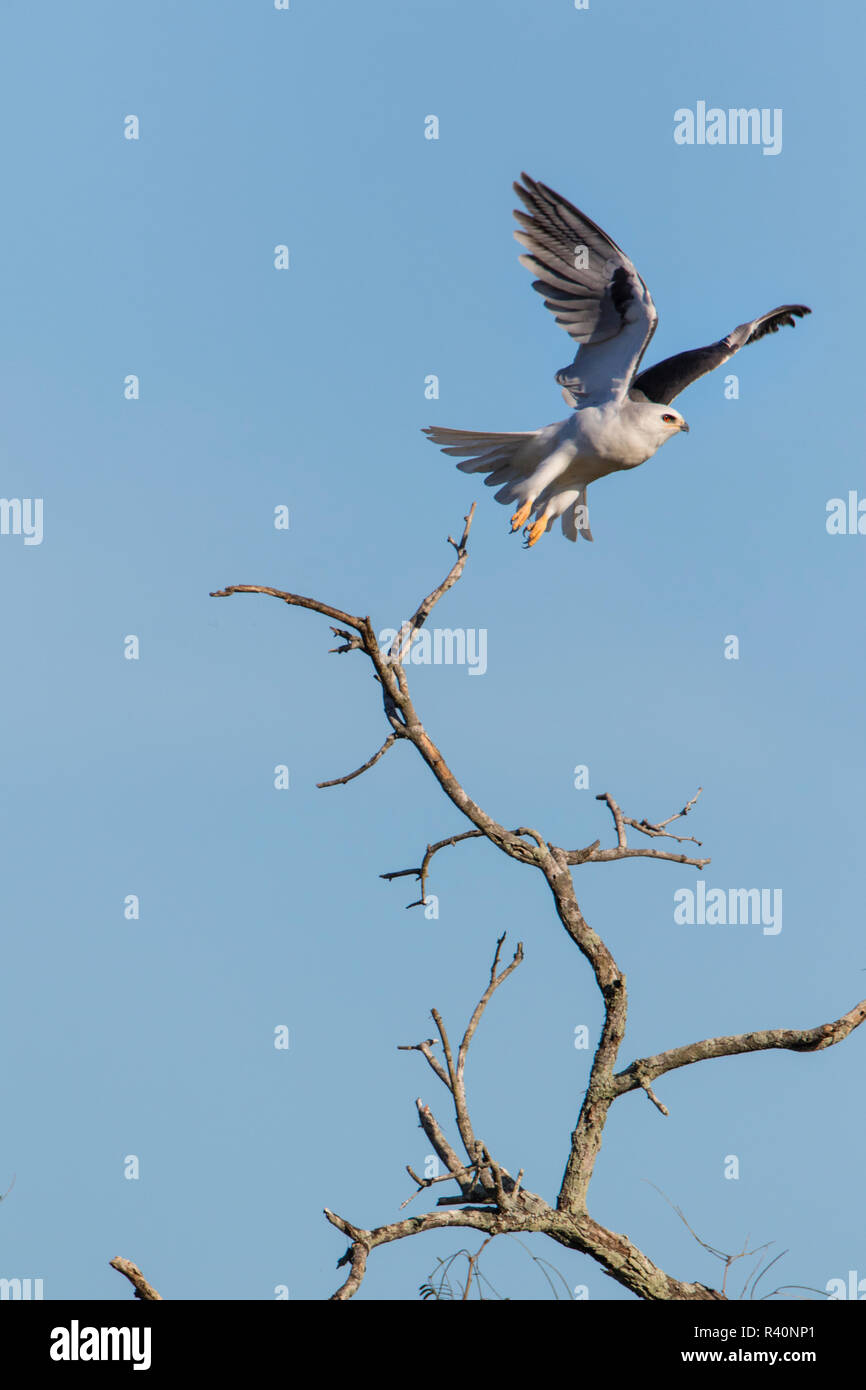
[0,0,863,1301]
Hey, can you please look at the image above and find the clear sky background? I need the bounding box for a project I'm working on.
[1,0,863,1302]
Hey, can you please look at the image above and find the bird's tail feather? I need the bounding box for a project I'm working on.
[422,425,537,475]
[560,488,594,543]
[422,424,595,537]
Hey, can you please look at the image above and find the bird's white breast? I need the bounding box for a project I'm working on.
[572,401,662,469]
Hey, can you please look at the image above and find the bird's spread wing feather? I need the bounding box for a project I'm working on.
[513,173,658,404]
[632,305,811,405]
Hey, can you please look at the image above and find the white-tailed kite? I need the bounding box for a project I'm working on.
[424,174,810,546]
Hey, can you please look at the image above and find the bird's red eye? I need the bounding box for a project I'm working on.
[662,413,676,423]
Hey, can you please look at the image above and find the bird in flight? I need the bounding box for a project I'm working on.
[424,174,810,547]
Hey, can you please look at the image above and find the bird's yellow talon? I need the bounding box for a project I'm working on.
[510,500,533,532]
[525,519,547,547]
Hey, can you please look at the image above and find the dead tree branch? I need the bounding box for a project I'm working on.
[390,503,477,662]
[324,936,725,1302]
[381,829,484,908]
[109,1257,163,1301]
[316,735,399,789]
[213,511,865,1301]
[615,998,866,1098]
[561,792,710,869]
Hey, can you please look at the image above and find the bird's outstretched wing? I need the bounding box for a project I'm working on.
[513,173,658,405]
[632,305,811,405]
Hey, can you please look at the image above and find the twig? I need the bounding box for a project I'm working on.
[317,734,399,788]
[209,584,364,634]
[390,505,476,664]
[382,829,547,908]
[597,792,627,849]
[641,1083,670,1117]
[457,935,524,1075]
[624,787,704,845]
[414,1099,471,1185]
[562,790,710,868]
[399,1160,483,1210]
[461,1236,495,1300]
[381,830,484,908]
[109,1258,163,1301]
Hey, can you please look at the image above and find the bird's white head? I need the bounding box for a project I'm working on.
[626,397,690,451]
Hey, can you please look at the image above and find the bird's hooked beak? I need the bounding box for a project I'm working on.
[679,419,690,433]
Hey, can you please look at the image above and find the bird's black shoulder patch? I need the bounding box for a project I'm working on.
[610,265,633,319]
